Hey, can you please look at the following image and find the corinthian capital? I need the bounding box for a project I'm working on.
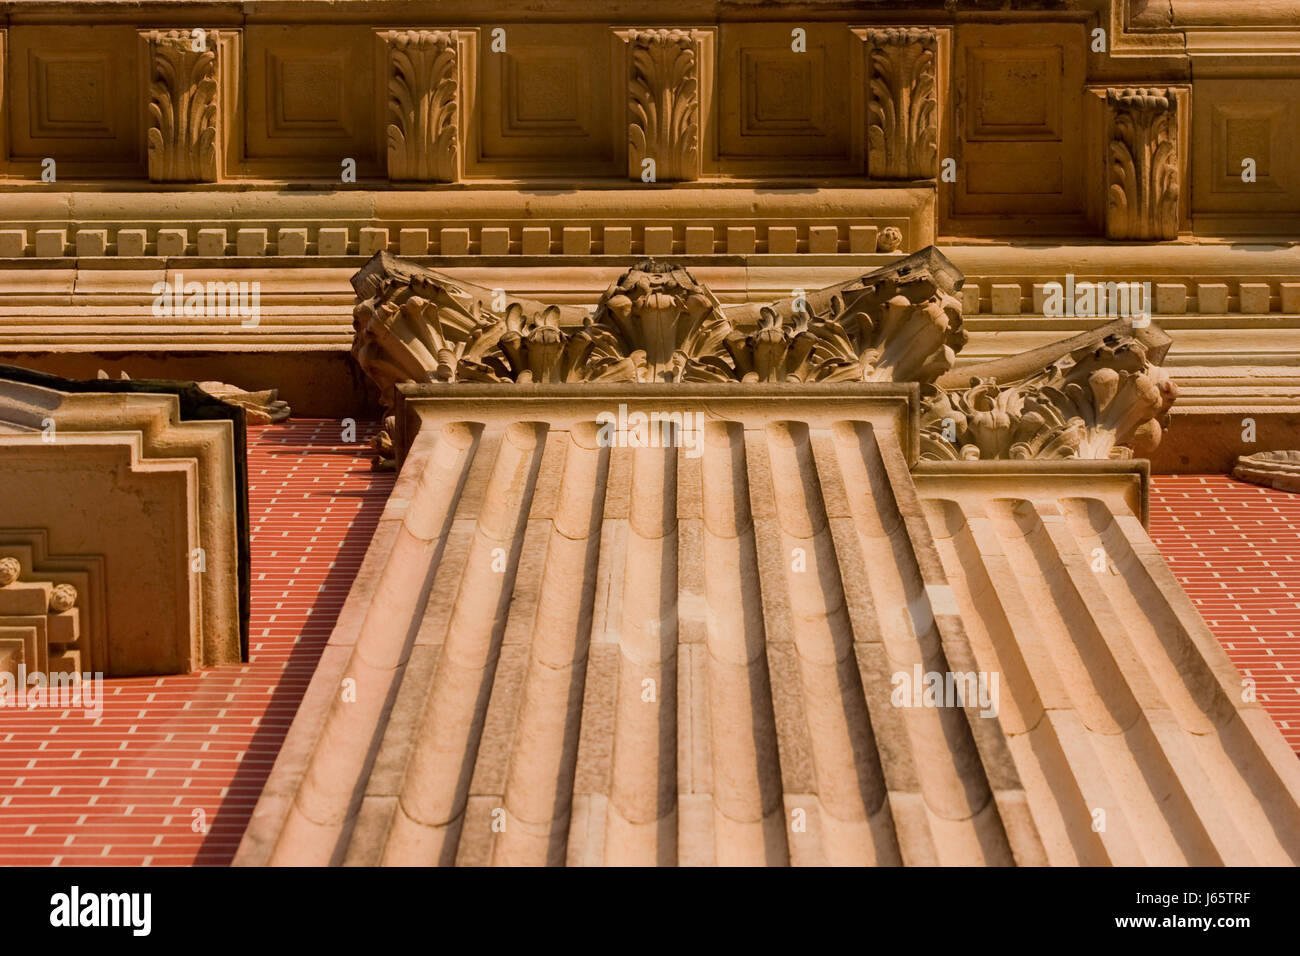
[920,333,1177,461]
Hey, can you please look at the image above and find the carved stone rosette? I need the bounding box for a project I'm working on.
[144,30,219,183]
[865,28,938,180]
[920,334,1177,461]
[383,30,459,182]
[1106,87,1180,241]
[627,29,700,182]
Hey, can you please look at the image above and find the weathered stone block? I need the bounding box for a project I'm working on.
[115,229,148,257]
[767,227,797,254]
[441,228,471,256]
[156,229,188,257]
[277,228,309,256]
[317,228,350,256]
[236,229,268,257]
[75,230,109,257]
[34,230,66,257]
[197,228,227,256]
[521,227,551,256]
[480,228,511,256]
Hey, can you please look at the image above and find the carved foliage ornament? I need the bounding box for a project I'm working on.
[384,30,459,182]
[145,30,219,183]
[1107,87,1180,241]
[920,335,1177,461]
[628,30,700,182]
[351,251,1177,465]
[352,253,966,400]
[866,28,938,180]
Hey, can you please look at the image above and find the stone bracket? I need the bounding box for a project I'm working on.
[140,28,235,183]
[380,29,462,182]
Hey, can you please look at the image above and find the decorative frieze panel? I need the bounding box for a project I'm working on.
[4,25,143,174]
[951,23,1087,223]
[143,29,221,182]
[242,25,379,172]
[1192,78,1300,231]
[382,30,460,182]
[465,24,622,177]
[1106,88,1181,241]
[3,12,1300,237]
[862,28,938,180]
[625,29,700,182]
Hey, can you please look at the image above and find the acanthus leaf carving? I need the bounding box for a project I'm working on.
[144,30,220,183]
[1106,87,1180,241]
[920,334,1178,461]
[351,251,1185,468]
[352,249,966,395]
[627,29,700,182]
[383,30,459,182]
[866,28,938,180]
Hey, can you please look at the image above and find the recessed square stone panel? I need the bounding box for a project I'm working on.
[742,47,825,135]
[34,55,113,135]
[964,47,1061,140]
[467,25,620,176]
[1194,80,1299,212]
[7,26,141,169]
[952,23,1085,218]
[273,54,349,135]
[710,23,861,175]
[244,26,378,166]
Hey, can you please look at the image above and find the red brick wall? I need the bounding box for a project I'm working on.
[0,420,392,865]
[3,440,1295,866]
[1149,475,1300,755]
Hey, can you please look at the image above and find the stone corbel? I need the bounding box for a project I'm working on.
[382,30,461,182]
[622,29,702,182]
[142,29,222,183]
[1105,87,1182,241]
[860,27,939,180]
